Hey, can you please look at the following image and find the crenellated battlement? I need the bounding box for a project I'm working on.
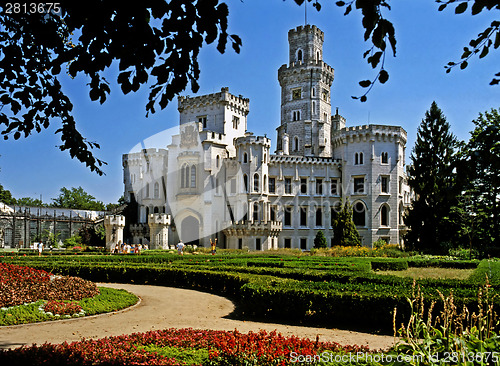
[235,133,271,148]
[178,87,249,115]
[288,24,324,41]
[332,124,407,147]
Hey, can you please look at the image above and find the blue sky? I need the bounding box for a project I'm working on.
[1,1,499,205]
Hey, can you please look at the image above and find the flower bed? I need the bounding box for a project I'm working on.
[0,328,372,365]
[0,263,99,308]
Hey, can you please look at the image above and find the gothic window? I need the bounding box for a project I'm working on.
[360,152,364,164]
[300,178,307,194]
[154,182,160,198]
[269,177,276,193]
[300,207,307,226]
[312,88,316,97]
[316,208,323,227]
[198,115,207,128]
[381,205,389,226]
[381,152,389,164]
[243,152,248,163]
[330,179,338,195]
[294,136,299,151]
[184,165,189,188]
[316,178,323,195]
[216,155,220,168]
[292,110,301,121]
[297,49,303,62]
[253,202,259,221]
[381,176,389,194]
[190,165,196,188]
[243,174,248,193]
[285,178,292,194]
[353,202,366,226]
[154,206,159,213]
[354,152,364,165]
[354,177,365,194]
[253,173,259,192]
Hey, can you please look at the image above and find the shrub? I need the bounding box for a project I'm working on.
[371,259,409,271]
[314,231,327,249]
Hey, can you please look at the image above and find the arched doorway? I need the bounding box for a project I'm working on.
[181,216,200,246]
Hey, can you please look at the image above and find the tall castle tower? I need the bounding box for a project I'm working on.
[276,25,335,157]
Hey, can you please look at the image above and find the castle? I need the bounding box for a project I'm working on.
[121,25,411,250]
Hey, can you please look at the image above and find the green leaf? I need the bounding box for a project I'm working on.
[455,2,468,14]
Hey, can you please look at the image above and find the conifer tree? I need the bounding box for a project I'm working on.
[314,230,327,249]
[331,200,361,246]
[405,102,459,251]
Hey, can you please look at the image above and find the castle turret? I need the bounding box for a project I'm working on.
[276,25,335,158]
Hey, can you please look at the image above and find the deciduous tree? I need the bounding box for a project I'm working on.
[51,186,105,211]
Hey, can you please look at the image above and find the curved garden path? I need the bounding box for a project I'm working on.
[0,283,397,351]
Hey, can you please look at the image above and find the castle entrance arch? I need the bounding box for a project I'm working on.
[181,216,200,246]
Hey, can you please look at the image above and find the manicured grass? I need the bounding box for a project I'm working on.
[0,287,138,326]
[374,267,475,280]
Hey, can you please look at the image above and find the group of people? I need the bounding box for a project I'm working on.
[175,238,217,255]
[112,242,147,254]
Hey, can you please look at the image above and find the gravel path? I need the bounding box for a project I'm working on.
[0,283,397,351]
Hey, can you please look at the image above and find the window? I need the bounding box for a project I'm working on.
[381,205,389,226]
[253,173,259,192]
[300,238,307,250]
[353,202,366,226]
[216,155,220,168]
[354,152,364,165]
[256,238,261,251]
[243,174,248,192]
[292,110,301,121]
[323,112,328,122]
[269,177,276,193]
[285,178,292,194]
[284,238,291,249]
[316,51,320,61]
[270,205,277,221]
[154,182,160,198]
[198,115,207,128]
[292,88,302,100]
[316,208,322,227]
[381,176,389,194]
[312,88,315,97]
[316,179,323,195]
[300,207,307,226]
[190,165,196,187]
[284,206,292,226]
[253,202,259,221]
[330,179,338,195]
[297,49,303,62]
[232,116,239,129]
[238,238,242,250]
[263,175,267,192]
[294,136,299,151]
[300,178,308,194]
[322,89,328,101]
[243,152,248,163]
[354,177,365,194]
[381,152,389,164]
[184,165,189,188]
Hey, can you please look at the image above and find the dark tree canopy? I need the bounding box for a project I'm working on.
[0,0,240,175]
[331,200,361,246]
[0,183,15,204]
[314,230,328,248]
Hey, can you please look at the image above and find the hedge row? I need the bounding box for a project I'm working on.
[17,260,497,333]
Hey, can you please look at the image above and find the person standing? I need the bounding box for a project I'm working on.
[210,238,217,255]
[38,242,43,257]
[177,240,185,255]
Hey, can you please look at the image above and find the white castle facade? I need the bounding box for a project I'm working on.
[122,25,412,250]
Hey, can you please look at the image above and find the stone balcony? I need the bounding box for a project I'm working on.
[222,220,282,237]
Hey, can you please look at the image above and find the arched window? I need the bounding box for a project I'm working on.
[190,165,196,188]
[353,201,366,226]
[243,152,248,163]
[354,153,359,165]
[294,136,299,151]
[184,165,189,188]
[253,173,260,192]
[381,205,389,226]
[216,155,220,168]
[243,174,248,193]
[297,49,303,62]
[154,206,159,214]
[359,152,364,165]
[316,51,320,61]
[154,182,160,198]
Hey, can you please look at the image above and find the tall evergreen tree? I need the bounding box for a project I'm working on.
[331,200,361,246]
[455,108,500,250]
[405,102,459,251]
